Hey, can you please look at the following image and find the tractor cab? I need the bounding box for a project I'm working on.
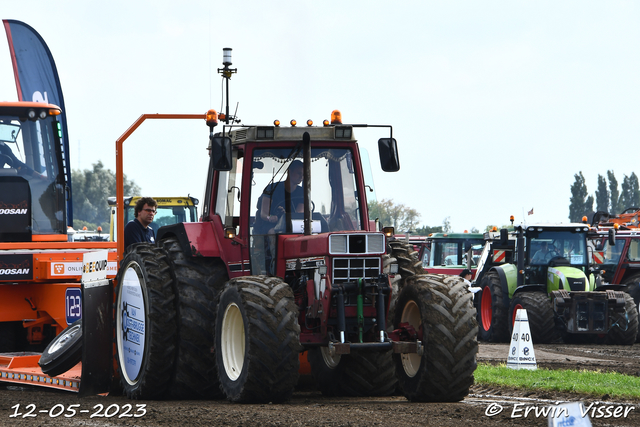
[202,112,400,278]
[0,102,67,242]
[522,225,591,289]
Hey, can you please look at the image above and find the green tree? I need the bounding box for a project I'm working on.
[414,225,443,235]
[442,216,452,233]
[368,199,422,233]
[72,161,141,230]
[619,173,640,212]
[595,174,609,213]
[608,170,621,215]
[569,172,589,222]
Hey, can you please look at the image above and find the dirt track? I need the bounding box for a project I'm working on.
[1,343,639,426]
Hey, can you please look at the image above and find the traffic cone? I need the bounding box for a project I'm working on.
[506,309,537,370]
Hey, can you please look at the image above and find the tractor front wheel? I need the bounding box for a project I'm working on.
[214,276,300,403]
[605,292,639,345]
[508,291,558,344]
[622,274,640,342]
[478,271,509,342]
[394,274,478,402]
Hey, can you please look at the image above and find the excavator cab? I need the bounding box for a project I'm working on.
[0,102,67,242]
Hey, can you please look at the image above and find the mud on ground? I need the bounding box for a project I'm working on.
[1,343,640,426]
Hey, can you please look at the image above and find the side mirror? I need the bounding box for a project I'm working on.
[378,138,399,172]
[210,136,232,171]
[608,228,616,246]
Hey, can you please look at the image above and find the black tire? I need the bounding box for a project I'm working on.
[385,240,424,329]
[394,274,478,402]
[622,274,640,342]
[605,292,639,345]
[38,319,82,377]
[162,237,227,399]
[115,244,178,400]
[308,348,397,397]
[477,271,509,342]
[508,291,558,344]
[214,276,301,403]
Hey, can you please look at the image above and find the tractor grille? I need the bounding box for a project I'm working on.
[332,257,381,285]
[329,234,384,254]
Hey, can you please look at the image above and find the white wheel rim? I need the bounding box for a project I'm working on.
[116,263,146,386]
[221,302,245,381]
[320,346,341,369]
[48,323,81,354]
[400,300,422,378]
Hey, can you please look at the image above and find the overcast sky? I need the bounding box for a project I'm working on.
[2,1,639,232]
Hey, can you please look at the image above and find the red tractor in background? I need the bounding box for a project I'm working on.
[111,102,478,403]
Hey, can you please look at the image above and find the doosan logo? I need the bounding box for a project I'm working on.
[0,268,30,275]
[0,209,28,215]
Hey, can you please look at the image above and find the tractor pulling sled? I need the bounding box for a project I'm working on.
[473,218,638,345]
[107,107,478,403]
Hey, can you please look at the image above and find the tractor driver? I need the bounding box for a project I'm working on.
[0,141,46,180]
[124,197,158,251]
[531,241,560,264]
[254,160,304,234]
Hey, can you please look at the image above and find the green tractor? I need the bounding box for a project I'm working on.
[474,221,638,344]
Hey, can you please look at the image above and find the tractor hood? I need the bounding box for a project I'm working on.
[547,266,592,292]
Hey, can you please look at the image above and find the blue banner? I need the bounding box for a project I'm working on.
[3,19,73,223]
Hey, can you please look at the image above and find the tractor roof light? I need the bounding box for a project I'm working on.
[274,120,280,127]
[331,110,342,124]
[383,226,394,237]
[290,119,297,127]
[582,216,588,223]
[38,110,47,119]
[49,108,61,116]
[614,223,619,230]
[307,119,313,127]
[206,109,219,127]
[509,215,515,224]
[27,109,37,120]
[323,119,330,126]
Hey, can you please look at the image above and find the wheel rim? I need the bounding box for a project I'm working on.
[400,300,422,378]
[511,303,523,328]
[48,323,81,354]
[116,264,146,386]
[481,286,493,331]
[221,302,245,381]
[320,346,341,369]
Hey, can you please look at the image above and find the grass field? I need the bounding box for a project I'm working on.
[475,363,640,400]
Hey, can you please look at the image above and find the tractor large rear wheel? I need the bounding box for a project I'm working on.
[478,271,509,342]
[605,292,639,346]
[508,291,558,344]
[308,348,397,397]
[394,274,478,402]
[162,237,227,399]
[115,244,177,400]
[214,276,300,403]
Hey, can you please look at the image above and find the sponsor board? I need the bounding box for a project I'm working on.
[51,261,117,277]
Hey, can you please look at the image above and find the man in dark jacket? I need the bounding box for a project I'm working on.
[124,197,158,250]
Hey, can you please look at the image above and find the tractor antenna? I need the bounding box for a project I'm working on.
[217,47,237,125]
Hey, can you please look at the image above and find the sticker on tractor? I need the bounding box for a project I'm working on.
[51,261,117,277]
[593,251,604,264]
[492,250,506,263]
[119,267,146,382]
[0,254,33,280]
[65,287,82,324]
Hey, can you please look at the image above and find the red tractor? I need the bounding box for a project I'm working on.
[111,108,478,403]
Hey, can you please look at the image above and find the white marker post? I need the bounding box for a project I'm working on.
[507,308,537,370]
